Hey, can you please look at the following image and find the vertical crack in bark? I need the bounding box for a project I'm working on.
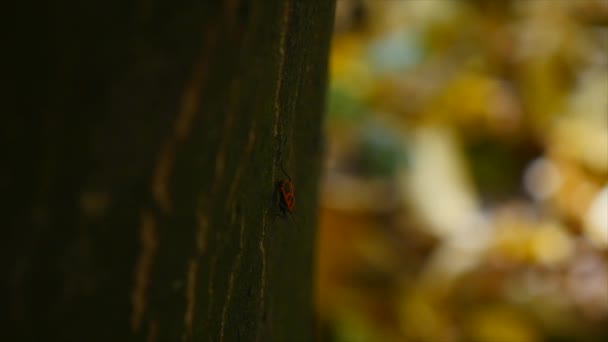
[182,259,198,342]
[256,214,268,342]
[287,72,301,169]
[272,0,290,140]
[226,121,257,210]
[175,27,220,340]
[258,3,290,340]
[206,249,219,336]
[220,211,246,342]
[176,28,217,140]
[174,81,200,141]
[182,213,209,341]
[199,75,243,338]
[152,142,176,214]
[195,211,209,254]
[211,78,242,196]
[131,211,158,332]
[182,210,209,341]
[152,28,216,214]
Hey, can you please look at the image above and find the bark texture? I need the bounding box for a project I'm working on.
[3,1,335,341]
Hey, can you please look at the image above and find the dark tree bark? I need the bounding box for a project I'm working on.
[3,1,335,341]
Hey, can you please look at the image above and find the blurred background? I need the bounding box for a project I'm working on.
[314,1,608,341]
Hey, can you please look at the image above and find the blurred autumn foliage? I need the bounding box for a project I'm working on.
[315,1,608,341]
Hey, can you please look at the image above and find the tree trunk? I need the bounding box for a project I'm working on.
[4,1,335,341]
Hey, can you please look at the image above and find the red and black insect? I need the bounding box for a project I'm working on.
[278,177,295,216]
[277,164,298,227]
